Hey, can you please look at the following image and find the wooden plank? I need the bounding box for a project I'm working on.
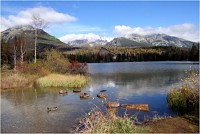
[121,104,149,112]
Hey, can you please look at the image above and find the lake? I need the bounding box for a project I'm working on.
[1,61,199,133]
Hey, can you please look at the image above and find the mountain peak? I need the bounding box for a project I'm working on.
[1,25,69,49]
[107,33,197,48]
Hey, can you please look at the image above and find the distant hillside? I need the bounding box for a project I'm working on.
[106,37,148,47]
[1,25,70,50]
[106,34,197,48]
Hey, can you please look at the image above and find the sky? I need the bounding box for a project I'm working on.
[1,1,199,42]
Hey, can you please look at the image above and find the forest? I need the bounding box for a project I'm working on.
[64,45,199,63]
[1,36,199,68]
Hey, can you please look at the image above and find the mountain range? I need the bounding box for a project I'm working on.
[1,25,198,49]
[66,33,197,48]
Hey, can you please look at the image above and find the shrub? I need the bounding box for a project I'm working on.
[44,49,70,73]
[16,60,50,76]
[74,109,146,133]
[167,71,199,115]
[68,61,88,75]
[167,89,187,113]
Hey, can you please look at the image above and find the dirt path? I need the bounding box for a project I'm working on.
[144,117,199,133]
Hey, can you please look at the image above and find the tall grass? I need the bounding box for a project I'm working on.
[167,71,199,115]
[36,73,88,88]
[74,109,147,133]
[1,71,37,90]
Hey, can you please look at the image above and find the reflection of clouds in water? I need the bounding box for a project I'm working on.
[102,81,116,88]
[117,84,171,98]
[90,71,190,99]
[87,80,116,92]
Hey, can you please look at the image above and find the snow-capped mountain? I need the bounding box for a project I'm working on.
[107,34,197,48]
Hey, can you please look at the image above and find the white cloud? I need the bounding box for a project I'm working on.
[101,37,114,42]
[59,33,114,43]
[59,33,100,42]
[114,23,199,42]
[1,6,77,31]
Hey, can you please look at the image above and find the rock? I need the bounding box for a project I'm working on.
[80,93,90,99]
[121,104,149,112]
[97,93,106,98]
[100,90,107,92]
[47,107,58,112]
[73,89,81,93]
[107,101,120,108]
[59,89,67,94]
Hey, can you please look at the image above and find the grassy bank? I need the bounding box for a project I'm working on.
[36,73,88,88]
[1,71,38,90]
[1,72,88,90]
[74,109,199,133]
[1,50,89,90]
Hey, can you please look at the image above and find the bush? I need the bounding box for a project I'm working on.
[16,60,50,76]
[68,61,88,75]
[15,49,88,76]
[167,89,187,113]
[44,49,70,73]
[167,72,199,115]
[74,109,146,133]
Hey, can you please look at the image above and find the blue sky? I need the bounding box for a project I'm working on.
[1,1,199,42]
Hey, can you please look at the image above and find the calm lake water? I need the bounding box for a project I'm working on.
[1,61,199,133]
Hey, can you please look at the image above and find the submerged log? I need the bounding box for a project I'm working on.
[100,90,107,92]
[121,104,149,112]
[107,101,120,108]
[97,93,106,98]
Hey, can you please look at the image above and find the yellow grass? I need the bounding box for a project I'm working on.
[1,72,37,90]
[36,73,88,88]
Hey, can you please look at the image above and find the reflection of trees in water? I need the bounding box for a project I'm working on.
[1,87,83,132]
[2,88,60,106]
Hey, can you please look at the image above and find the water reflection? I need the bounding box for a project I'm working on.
[1,62,199,133]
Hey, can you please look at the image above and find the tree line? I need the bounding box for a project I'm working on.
[64,45,199,63]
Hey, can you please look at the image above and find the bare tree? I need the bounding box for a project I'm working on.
[19,33,26,64]
[13,36,18,71]
[32,15,48,63]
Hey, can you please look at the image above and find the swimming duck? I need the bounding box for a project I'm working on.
[47,107,58,112]
[80,93,90,99]
[73,89,81,93]
[59,89,68,94]
[97,93,106,98]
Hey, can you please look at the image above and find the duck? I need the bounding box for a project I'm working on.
[107,101,120,108]
[80,93,90,99]
[59,89,68,94]
[97,93,106,98]
[73,89,81,93]
[47,107,58,112]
